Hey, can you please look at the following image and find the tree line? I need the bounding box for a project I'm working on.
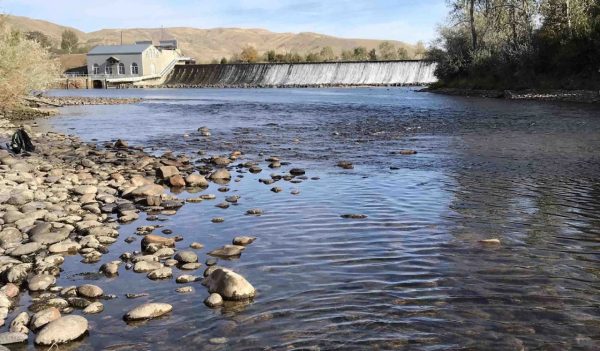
[23,29,87,54]
[213,41,426,64]
[429,0,600,89]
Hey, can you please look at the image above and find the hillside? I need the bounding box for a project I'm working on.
[4,15,418,63]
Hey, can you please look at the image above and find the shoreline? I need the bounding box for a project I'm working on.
[422,87,600,103]
[0,112,260,346]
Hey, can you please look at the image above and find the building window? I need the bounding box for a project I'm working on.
[131,62,139,75]
[92,64,100,75]
[118,63,125,75]
[105,64,113,75]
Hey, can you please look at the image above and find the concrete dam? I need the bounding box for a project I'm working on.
[164,60,437,87]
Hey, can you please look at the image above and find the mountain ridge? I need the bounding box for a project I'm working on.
[4,15,418,63]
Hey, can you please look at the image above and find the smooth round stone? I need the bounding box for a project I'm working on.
[175,286,194,294]
[10,242,43,257]
[34,315,88,346]
[0,332,28,345]
[30,307,61,330]
[232,236,256,246]
[164,259,178,267]
[180,262,202,271]
[245,208,263,216]
[82,302,104,314]
[211,217,224,223]
[176,275,197,283]
[100,262,119,275]
[133,261,162,273]
[204,268,256,300]
[190,242,204,249]
[77,284,103,298]
[147,267,173,280]
[174,250,198,264]
[28,274,56,292]
[123,303,172,321]
[204,293,223,308]
[205,257,218,266]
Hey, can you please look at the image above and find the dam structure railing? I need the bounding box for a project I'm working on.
[163,60,438,88]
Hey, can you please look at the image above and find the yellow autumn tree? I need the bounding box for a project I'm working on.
[0,15,59,113]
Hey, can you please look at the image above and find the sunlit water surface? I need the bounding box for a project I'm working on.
[24,88,600,350]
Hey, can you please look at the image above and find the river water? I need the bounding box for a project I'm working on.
[36,88,600,350]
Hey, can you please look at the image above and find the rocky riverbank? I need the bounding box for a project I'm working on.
[0,118,272,347]
[28,96,143,107]
[423,87,600,103]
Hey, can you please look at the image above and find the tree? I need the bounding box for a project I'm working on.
[305,52,321,62]
[220,57,228,64]
[60,29,79,54]
[341,49,354,61]
[265,50,277,62]
[414,41,426,59]
[0,17,59,112]
[368,49,378,61]
[353,46,368,60]
[397,47,409,59]
[26,31,52,49]
[378,41,397,60]
[239,45,259,63]
[319,46,336,61]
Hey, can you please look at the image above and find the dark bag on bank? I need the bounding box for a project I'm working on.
[7,128,35,154]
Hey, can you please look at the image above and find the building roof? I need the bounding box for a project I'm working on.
[88,43,152,55]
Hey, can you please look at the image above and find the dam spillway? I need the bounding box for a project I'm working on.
[163,60,437,87]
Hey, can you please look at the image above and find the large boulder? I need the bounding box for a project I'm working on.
[34,315,88,345]
[202,268,255,301]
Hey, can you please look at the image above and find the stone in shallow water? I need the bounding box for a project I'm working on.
[123,303,172,321]
[0,332,28,345]
[174,250,198,264]
[77,284,103,298]
[202,268,255,301]
[232,236,256,246]
[147,267,173,280]
[30,307,61,330]
[83,302,104,314]
[34,315,88,345]
[208,245,245,258]
[340,214,368,219]
[204,293,223,308]
[175,286,194,294]
[28,274,56,292]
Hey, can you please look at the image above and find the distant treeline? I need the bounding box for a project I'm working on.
[428,0,600,90]
[23,29,89,54]
[212,41,426,64]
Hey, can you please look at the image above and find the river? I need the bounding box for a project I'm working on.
[35,87,600,350]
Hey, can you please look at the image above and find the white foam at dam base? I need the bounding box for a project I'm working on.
[165,61,438,87]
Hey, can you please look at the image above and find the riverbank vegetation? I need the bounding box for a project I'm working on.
[429,0,600,89]
[217,41,425,64]
[0,16,59,116]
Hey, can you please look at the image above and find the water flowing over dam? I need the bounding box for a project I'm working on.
[164,60,437,87]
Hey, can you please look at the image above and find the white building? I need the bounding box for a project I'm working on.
[86,40,191,87]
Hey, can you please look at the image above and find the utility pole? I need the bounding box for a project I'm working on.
[120,31,123,45]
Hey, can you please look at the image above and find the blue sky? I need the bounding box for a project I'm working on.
[1,0,448,44]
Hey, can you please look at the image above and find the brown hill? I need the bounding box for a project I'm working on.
[4,15,417,63]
